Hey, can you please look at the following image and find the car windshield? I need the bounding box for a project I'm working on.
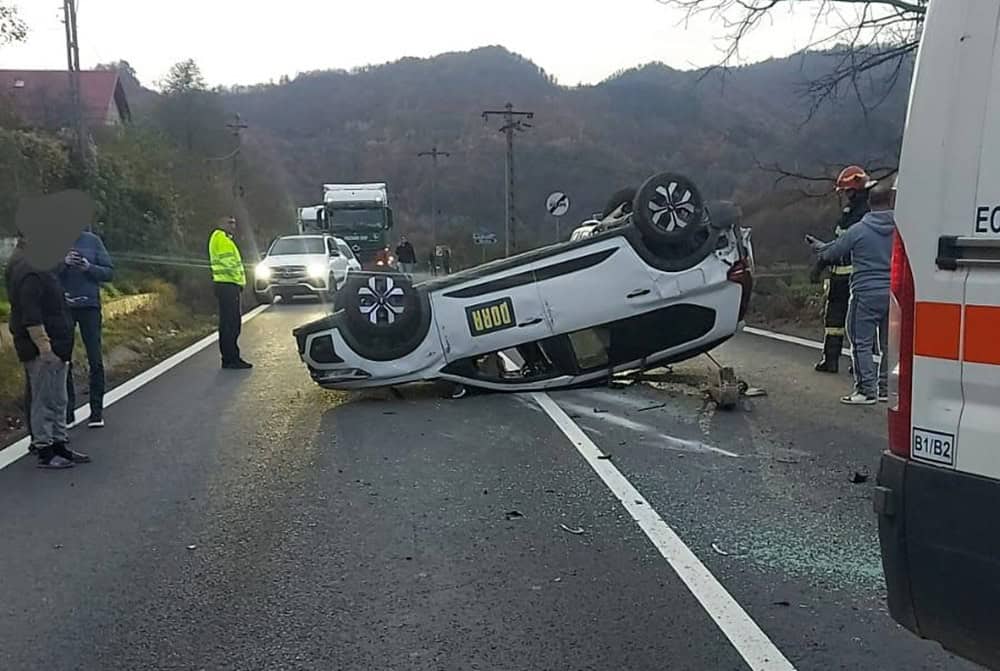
[328,208,385,230]
[268,238,325,255]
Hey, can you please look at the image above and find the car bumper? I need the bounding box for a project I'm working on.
[876,452,1000,669]
[255,278,329,296]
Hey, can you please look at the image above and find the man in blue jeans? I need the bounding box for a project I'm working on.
[810,182,896,405]
[60,226,114,427]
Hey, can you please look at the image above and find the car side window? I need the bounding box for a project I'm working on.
[327,238,340,256]
[338,242,355,260]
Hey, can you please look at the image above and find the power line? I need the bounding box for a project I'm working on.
[417,145,450,249]
[483,103,533,257]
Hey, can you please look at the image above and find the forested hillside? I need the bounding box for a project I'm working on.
[221,46,910,265]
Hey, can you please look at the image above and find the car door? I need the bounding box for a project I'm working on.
[536,235,659,336]
[431,267,552,363]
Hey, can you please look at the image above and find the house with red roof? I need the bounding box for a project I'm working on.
[0,69,131,130]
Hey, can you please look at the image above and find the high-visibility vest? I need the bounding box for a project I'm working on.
[208,229,246,287]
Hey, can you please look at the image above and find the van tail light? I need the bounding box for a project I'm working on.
[727,259,753,321]
[887,231,915,459]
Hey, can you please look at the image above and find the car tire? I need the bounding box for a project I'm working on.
[255,290,274,305]
[338,272,423,350]
[632,172,705,246]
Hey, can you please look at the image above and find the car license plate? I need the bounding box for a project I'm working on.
[277,278,298,285]
[466,297,516,336]
[912,428,956,467]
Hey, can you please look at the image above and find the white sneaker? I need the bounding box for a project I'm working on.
[841,392,877,406]
[87,417,105,428]
[878,392,889,403]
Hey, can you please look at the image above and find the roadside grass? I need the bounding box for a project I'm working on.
[747,269,825,338]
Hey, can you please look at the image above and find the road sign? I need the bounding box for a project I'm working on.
[546,191,570,217]
[473,232,498,245]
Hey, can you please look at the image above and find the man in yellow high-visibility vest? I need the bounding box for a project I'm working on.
[209,216,251,369]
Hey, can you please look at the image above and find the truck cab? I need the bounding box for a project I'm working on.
[320,183,394,269]
[876,2,1000,668]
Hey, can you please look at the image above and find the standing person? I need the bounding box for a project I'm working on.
[395,235,416,275]
[441,246,452,275]
[428,250,437,276]
[60,226,114,428]
[810,182,896,405]
[209,216,251,369]
[811,165,874,374]
[6,235,90,468]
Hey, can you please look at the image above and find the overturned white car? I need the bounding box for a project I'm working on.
[293,172,754,391]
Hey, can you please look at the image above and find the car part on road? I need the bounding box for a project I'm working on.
[559,523,586,535]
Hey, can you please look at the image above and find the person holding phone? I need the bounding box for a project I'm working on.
[60,226,114,427]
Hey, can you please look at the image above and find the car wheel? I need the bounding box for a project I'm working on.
[255,291,273,305]
[338,272,423,346]
[632,172,705,245]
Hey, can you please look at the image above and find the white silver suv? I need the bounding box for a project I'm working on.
[293,171,754,391]
[254,235,361,304]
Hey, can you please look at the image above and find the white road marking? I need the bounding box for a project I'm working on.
[558,400,739,458]
[0,304,271,471]
[742,326,881,363]
[533,392,796,671]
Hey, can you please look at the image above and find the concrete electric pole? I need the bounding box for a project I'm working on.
[62,0,87,167]
[483,103,534,257]
[226,113,248,206]
[417,145,450,249]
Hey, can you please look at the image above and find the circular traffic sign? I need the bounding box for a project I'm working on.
[546,191,570,217]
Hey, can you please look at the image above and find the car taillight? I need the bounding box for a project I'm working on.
[887,231,915,459]
[727,259,753,321]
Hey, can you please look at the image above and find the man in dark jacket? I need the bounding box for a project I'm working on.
[6,237,90,468]
[60,227,114,427]
[395,235,416,275]
[811,165,873,373]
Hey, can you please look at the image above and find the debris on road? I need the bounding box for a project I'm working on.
[505,510,525,520]
[186,544,197,551]
[775,457,800,465]
[772,600,791,607]
[636,402,667,412]
[850,471,870,484]
[593,408,607,414]
[743,386,768,398]
[559,524,585,535]
[597,454,612,460]
[711,542,731,556]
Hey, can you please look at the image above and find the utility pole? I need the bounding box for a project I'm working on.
[483,103,533,257]
[226,113,248,207]
[62,0,87,166]
[417,145,450,249]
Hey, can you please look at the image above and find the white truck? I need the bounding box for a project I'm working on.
[296,183,395,269]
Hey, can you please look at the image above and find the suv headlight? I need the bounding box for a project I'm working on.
[255,264,271,280]
[307,262,326,279]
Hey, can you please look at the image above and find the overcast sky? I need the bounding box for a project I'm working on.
[4,0,825,88]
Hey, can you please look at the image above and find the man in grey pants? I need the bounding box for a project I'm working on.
[810,182,896,405]
[5,237,90,468]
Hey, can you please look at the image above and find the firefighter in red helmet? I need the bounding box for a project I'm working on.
[812,165,877,373]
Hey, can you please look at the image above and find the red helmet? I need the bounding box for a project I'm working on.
[836,165,873,192]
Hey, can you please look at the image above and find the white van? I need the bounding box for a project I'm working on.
[876,1,1000,668]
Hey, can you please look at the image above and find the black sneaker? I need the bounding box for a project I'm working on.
[37,454,75,470]
[222,360,253,370]
[87,416,105,428]
[448,384,468,400]
[54,444,91,464]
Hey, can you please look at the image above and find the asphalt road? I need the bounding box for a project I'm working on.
[0,303,980,671]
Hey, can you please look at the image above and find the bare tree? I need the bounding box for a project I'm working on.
[659,0,927,112]
[0,2,27,47]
